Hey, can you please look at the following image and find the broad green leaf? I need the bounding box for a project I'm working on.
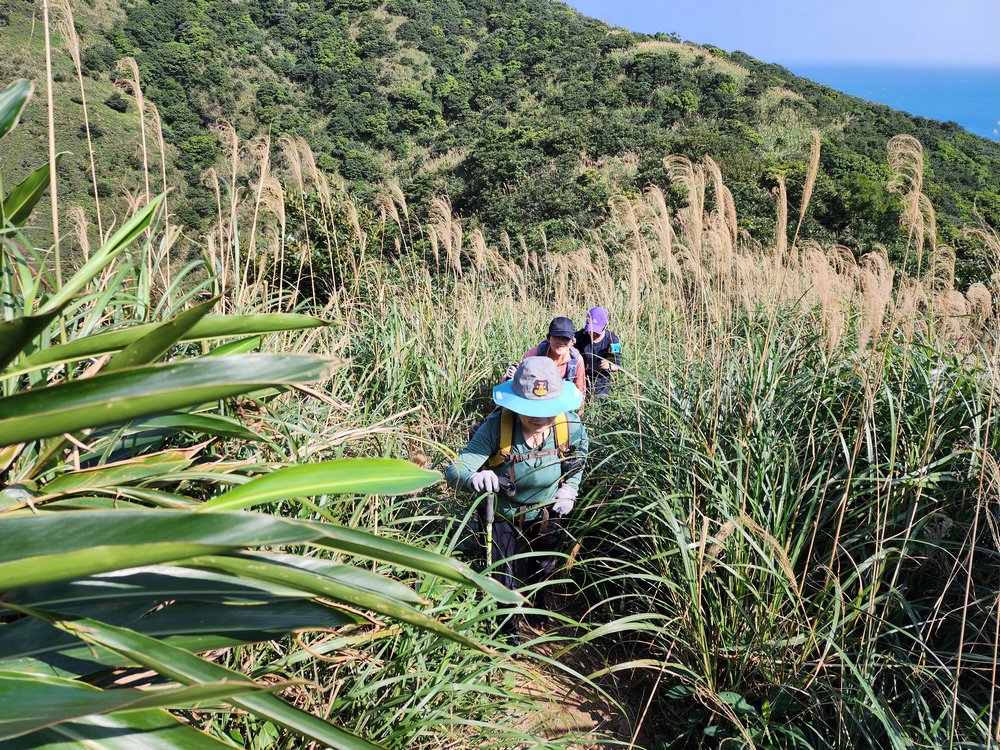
[2,154,65,228]
[0,510,520,604]
[258,553,427,606]
[188,554,483,651]
[289,516,522,605]
[50,617,382,750]
[0,511,320,590]
[0,482,37,511]
[663,684,697,700]
[0,600,359,675]
[718,691,757,715]
[3,707,240,749]
[116,413,262,441]
[39,452,194,498]
[6,565,316,611]
[104,298,218,372]
[39,195,164,315]
[0,311,60,372]
[0,79,32,139]
[13,313,327,376]
[200,459,440,512]
[205,335,262,356]
[0,353,332,447]
[138,412,261,439]
[0,671,275,740]
[40,492,195,511]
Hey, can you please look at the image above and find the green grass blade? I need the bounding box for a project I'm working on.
[0,511,321,590]
[0,600,359,675]
[0,510,518,604]
[204,335,262,356]
[286,517,523,604]
[5,565,317,611]
[112,412,264,442]
[37,452,195,498]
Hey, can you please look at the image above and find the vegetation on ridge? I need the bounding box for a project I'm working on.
[2,0,999,281]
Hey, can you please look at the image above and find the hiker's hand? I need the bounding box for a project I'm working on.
[503,363,518,381]
[552,485,577,515]
[599,359,611,370]
[469,470,500,493]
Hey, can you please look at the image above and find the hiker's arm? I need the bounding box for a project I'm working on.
[444,421,498,490]
[503,347,538,382]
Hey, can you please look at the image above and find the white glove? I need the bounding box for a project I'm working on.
[552,485,577,515]
[468,470,499,493]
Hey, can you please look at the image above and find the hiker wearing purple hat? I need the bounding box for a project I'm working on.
[575,306,621,397]
[446,356,589,636]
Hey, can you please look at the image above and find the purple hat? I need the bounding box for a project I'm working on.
[586,306,609,333]
[492,357,583,417]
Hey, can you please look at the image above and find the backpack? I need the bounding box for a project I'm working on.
[535,341,581,382]
[485,408,573,481]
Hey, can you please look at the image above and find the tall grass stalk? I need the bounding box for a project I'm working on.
[40,0,60,286]
[55,0,103,240]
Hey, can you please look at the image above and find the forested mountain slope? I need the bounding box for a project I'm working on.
[2,0,999,280]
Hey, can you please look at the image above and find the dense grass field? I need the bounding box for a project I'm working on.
[3,13,1000,748]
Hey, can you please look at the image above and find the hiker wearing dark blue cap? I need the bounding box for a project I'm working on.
[446,356,589,635]
[511,316,587,410]
[575,306,621,398]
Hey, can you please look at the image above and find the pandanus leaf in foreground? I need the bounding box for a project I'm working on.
[0,354,333,447]
[0,509,519,603]
[11,313,328,377]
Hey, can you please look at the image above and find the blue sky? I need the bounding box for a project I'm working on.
[564,0,1000,65]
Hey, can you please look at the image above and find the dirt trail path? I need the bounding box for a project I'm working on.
[511,637,654,749]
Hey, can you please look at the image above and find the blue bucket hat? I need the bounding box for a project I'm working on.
[492,357,583,417]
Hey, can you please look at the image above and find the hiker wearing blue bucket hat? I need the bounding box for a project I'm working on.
[446,356,589,634]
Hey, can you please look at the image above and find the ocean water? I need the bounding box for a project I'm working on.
[786,64,1000,141]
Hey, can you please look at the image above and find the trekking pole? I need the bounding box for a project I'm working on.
[483,490,495,570]
[484,477,515,572]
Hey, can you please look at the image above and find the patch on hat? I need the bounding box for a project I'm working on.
[532,379,549,397]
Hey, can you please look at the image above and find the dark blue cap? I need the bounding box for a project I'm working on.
[547,316,575,339]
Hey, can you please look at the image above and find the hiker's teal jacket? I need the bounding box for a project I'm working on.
[445,410,588,520]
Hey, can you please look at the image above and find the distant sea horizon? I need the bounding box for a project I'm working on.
[784,63,1000,141]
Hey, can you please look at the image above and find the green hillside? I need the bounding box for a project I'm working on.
[3,0,999,280]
